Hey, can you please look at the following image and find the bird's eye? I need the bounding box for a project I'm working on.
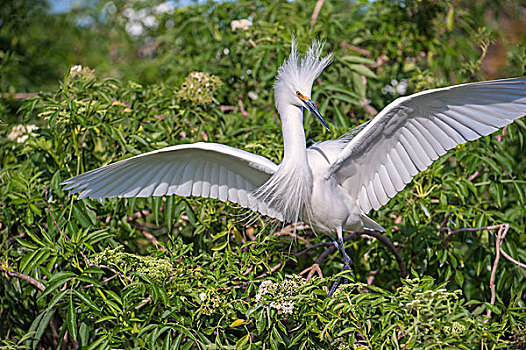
[296,91,303,99]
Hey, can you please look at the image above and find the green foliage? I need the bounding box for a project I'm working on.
[1,0,526,348]
[90,246,173,285]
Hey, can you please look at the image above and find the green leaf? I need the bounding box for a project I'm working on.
[165,195,175,230]
[76,275,103,288]
[235,333,250,348]
[341,55,376,65]
[513,181,525,205]
[484,302,501,315]
[38,272,77,300]
[347,63,377,78]
[79,322,89,348]
[67,293,78,341]
[73,202,95,228]
[152,196,162,226]
[211,240,228,251]
[29,309,56,350]
[454,269,464,287]
[73,289,101,312]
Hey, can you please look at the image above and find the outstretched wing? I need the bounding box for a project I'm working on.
[62,142,281,219]
[328,77,526,214]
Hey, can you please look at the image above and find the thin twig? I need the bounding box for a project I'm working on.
[218,105,236,112]
[487,224,508,320]
[1,267,45,291]
[310,0,325,25]
[237,99,249,117]
[127,209,152,222]
[296,231,406,277]
[361,231,407,277]
[441,221,506,247]
[139,230,165,251]
[83,273,119,289]
[89,264,133,283]
[467,164,486,182]
[272,223,311,247]
[1,92,39,100]
[340,42,372,56]
[229,229,405,288]
[299,263,323,280]
[500,249,526,269]
[255,260,283,279]
[135,295,153,310]
[44,185,70,241]
[439,213,525,320]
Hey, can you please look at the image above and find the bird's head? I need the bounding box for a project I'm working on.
[274,39,332,131]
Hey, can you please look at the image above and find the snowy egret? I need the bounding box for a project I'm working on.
[63,41,526,292]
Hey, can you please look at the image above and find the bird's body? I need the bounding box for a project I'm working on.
[62,41,526,247]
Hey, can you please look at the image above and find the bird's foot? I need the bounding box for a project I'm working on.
[299,263,324,281]
[328,236,355,297]
[328,263,355,297]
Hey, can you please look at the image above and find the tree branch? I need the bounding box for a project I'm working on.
[1,267,45,292]
[439,213,526,320]
[310,0,325,26]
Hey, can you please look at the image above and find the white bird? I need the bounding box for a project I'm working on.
[62,41,526,291]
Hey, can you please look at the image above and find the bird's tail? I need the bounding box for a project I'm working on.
[360,214,386,232]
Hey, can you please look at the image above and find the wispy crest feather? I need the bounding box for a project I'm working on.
[274,39,333,109]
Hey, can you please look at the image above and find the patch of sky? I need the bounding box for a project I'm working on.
[46,0,218,14]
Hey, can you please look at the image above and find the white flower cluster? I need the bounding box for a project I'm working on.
[231,19,252,31]
[70,65,83,75]
[269,300,295,315]
[177,71,222,105]
[403,286,459,310]
[382,79,408,96]
[122,2,173,36]
[68,65,95,82]
[8,124,38,143]
[443,321,467,335]
[254,276,305,315]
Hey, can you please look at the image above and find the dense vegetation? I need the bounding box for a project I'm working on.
[1,0,525,348]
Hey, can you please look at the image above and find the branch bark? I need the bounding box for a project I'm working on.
[1,267,45,291]
[440,213,526,320]
[310,0,325,25]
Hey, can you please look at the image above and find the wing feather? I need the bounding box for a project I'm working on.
[191,160,205,196]
[200,160,211,198]
[412,119,447,156]
[366,180,381,209]
[209,162,220,199]
[62,142,279,219]
[385,153,405,191]
[218,165,228,202]
[405,123,439,160]
[400,128,429,170]
[396,142,418,176]
[80,161,147,199]
[379,164,397,197]
[329,77,526,213]
[390,148,412,183]
[227,170,238,203]
[175,163,193,197]
[166,161,187,196]
[372,172,389,206]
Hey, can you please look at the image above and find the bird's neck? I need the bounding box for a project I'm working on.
[253,104,312,223]
[280,105,308,166]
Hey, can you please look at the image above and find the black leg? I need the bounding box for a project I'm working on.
[328,236,354,297]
